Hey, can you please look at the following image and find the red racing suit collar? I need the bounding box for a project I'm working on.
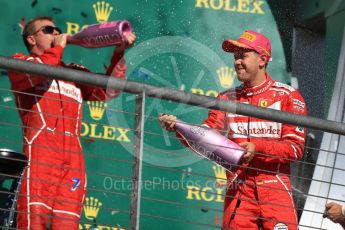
[241,73,274,96]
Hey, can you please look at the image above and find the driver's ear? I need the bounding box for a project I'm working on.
[259,55,268,68]
[26,35,36,47]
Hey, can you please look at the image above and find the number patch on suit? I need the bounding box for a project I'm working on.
[71,178,81,191]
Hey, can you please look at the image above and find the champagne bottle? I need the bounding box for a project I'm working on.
[67,20,133,48]
[175,121,245,172]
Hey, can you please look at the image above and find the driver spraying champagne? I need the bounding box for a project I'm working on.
[170,119,245,172]
[159,30,307,230]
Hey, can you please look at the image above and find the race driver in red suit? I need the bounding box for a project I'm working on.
[8,16,136,229]
[159,30,307,229]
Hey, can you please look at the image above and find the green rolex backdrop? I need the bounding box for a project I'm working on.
[0,0,289,229]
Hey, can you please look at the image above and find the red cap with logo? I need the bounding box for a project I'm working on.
[222,30,271,59]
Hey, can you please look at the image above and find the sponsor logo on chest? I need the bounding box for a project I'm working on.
[230,121,282,138]
[36,80,82,103]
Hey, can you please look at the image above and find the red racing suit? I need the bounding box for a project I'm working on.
[8,45,126,229]
[203,74,307,230]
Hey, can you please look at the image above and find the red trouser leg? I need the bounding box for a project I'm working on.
[258,175,298,230]
[17,134,85,230]
[16,141,56,230]
[50,137,86,230]
[16,168,52,230]
[223,174,298,230]
[223,178,260,230]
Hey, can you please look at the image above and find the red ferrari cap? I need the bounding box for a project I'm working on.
[222,30,271,59]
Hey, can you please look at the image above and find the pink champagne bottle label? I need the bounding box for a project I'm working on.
[175,121,245,172]
[67,20,133,48]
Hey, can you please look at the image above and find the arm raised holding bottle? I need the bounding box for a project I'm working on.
[7,16,136,229]
[67,27,136,101]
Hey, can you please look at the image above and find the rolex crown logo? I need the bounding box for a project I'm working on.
[87,101,106,121]
[217,67,235,88]
[212,165,227,187]
[93,1,113,23]
[83,197,102,220]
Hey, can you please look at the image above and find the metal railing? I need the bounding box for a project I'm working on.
[1,55,345,135]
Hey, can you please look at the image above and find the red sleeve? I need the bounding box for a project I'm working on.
[8,46,64,91]
[106,50,126,78]
[202,93,228,134]
[79,50,126,101]
[35,45,64,66]
[252,90,307,162]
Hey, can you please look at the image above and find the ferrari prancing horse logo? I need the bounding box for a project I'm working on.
[259,99,268,107]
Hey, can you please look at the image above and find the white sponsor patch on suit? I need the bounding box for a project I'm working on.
[36,80,82,103]
[274,223,288,230]
[273,82,295,92]
[293,98,305,108]
[230,121,282,138]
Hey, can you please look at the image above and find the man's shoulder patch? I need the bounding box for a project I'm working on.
[272,82,296,92]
